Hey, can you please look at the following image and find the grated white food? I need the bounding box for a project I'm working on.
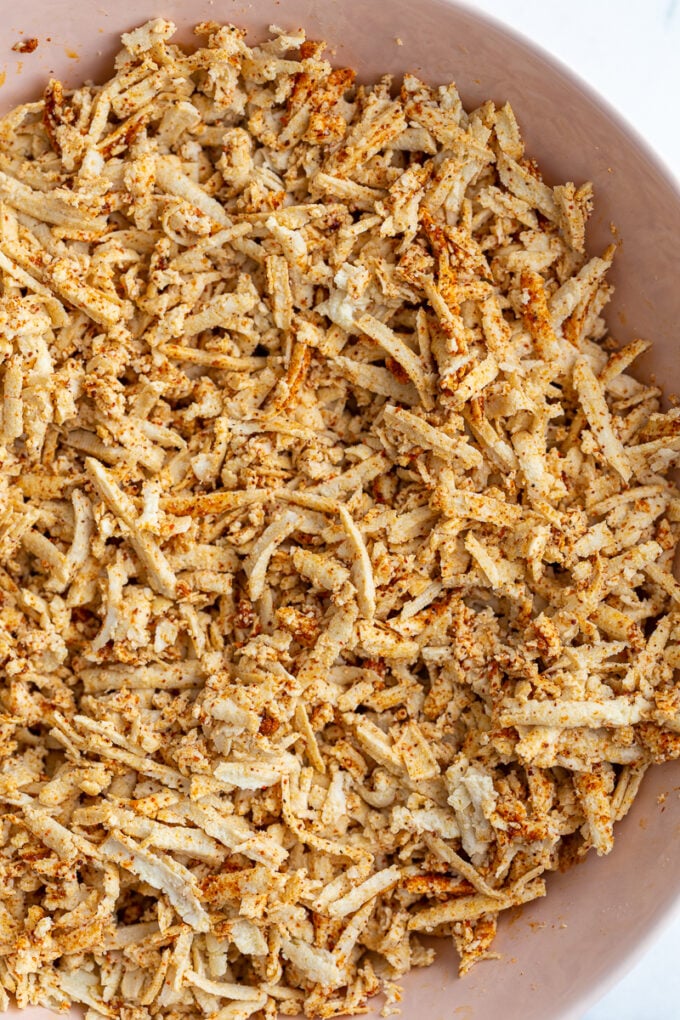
[1,18,680,1020]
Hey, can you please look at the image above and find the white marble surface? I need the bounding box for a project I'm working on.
[469,5,680,1017]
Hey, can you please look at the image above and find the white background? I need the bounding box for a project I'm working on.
[471,3,680,1017]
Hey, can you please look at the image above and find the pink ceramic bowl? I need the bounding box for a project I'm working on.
[2,2,679,1018]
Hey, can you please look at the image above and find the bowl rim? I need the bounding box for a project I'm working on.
[562,895,680,1020]
[1,3,679,1018]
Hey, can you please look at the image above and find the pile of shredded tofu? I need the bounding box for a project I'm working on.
[2,17,680,1020]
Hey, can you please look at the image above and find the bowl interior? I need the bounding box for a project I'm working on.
[1,2,680,1019]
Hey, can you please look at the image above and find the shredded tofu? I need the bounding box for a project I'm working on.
[1,19,680,1020]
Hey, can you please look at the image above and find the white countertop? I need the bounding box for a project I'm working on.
[470,4,680,1017]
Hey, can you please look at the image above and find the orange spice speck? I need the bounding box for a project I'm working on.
[12,38,38,53]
